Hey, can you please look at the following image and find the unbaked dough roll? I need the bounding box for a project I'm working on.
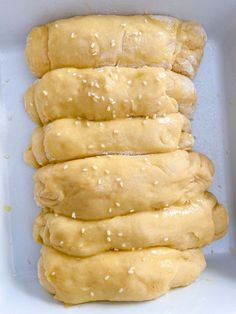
[25,113,193,167]
[34,192,228,257]
[34,151,214,220]
[24,67,196,124]
[25,15,206,78]
[38,246,206,304]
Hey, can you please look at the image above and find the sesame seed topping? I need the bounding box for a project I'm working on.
[104,275,110,280]
[71,212,77,219]
[82,79,87,83]
[92,165,98,170]
[115,202,120,207]
[90,292,95,297]
[151,250,158,254]
[43,90,48,96]
[59,241,64,245]
[74,120,80,125]
[107,236,111,242]
[55,24,59,28]
[63,164,68,170]
[94,33,99,38]
[72,73,77,77]
[107,106,111,112]
[56,132,61,136]
[124,99,129,103]
[153,180,158,185]
[101,96,105,101]
[88,144,94,149]
[118,288,124,293]
[138,94,143,100]
[54,214,58,217]
[114,248,119,251]
[128,266,135,274]
[164,237,169,242]
[116,177,121,182]
[113,129,119,134]
[99,122,104,127]
[67,97,73,102]
[81,228,86,234]
[111,39,116,47]
[122,243,126,248]
[108,208,112,213]
[120,23,127,27]
[107,230,111,236]
[129,209,135,213]
[92,51,98,56]
[153,114,157,119]
[118,232,123,237]
[100,143,106,148]
[90,42,95,48]
[119,182,124,188]
[51,271,56,276]
[71,32,76,38]
[143,81,147,86]
[95,82,100,88]
[82,168,88,172]
[144,18,148,23]
[98,179,102,185]
[141,166,146,171]
[127,80,132,85]
[142,120,147,125]
[105,169,110,174]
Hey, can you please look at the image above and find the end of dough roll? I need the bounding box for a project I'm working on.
[38,246,206,304]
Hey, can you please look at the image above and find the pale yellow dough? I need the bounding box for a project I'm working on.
[25,15,206,78]
[38,246,206,304]
[24,67,197,125]
[34,192,228,257]
[25,113,193,167]
[34,151,214,220]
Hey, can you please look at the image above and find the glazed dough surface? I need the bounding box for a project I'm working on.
[34,192,228,257]
[24,67,196,125]
[38,246,206,304]
[25,15,206,78]
[25,113,193,167]
[34,151,214,220]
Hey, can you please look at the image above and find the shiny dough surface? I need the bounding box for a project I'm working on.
[38,246,206,304]
[25,15,206,78]
[34,151,214,220]
[34,192,228,257]
[25,113,193,167]
[24,66,196,125]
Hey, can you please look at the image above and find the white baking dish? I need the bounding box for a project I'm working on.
[0,0,236,313]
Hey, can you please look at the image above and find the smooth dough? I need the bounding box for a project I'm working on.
[34,192,228,257]
[25,113,193,167]
[25,15,206,78]
[34,151,214,220]
[24,67,196,124]
[38,246,206,304]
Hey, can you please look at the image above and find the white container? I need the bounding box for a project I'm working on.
[0,0,235,313]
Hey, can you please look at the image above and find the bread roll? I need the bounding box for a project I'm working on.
[38,246,206,304]
[34,151,214,220]
[25,15,206,78]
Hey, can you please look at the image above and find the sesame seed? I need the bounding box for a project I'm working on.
[55,23,59,28]
[144,18,148,23]
[129,209,135,213]
[97,179,102,185]
[124,99,129,103]
[81,228,86,234]
[151,250,158,254]
[128,266,135,274]
[119,182,124,188]
[90,42,95,48]
[111,39,116,47]
[164,237,169,242]
[138,94,143,100]
[72,73,77,77]
[100,143,106,148]
[118,288,124,293]
[116,177,121,182]
[94,33,99,38]
[104,275,110,280]
[145,116,149,120]
[59,241,64,245]
[74,120,80,125]
[142,120,147,125]
[122,243,126,248]
[95,82,100,88]
[91,81,95,87]
[115,202,120,207]
[101,96,105,101]
[51,271,56,276]
[42,90,48,96]
[82,79,87,83]
[143,81,147,86]
[107,106,111,112]
[82,168,88,172]
[127,80,132,85]
[107,237,111,242]
[99,122,104,127]
[153,114,157,119]
[54,214,58,217]
[63,164,68,170]
[56,132,61,136]
[114,248,119,251]
[92,51,98,56]
[67,97,73,102]
[120,23,127,27]
[90,292,95,297]
[107,230,111,236]
[88,144,94,149]
[71,212,77,219]
[113,129,119,134]
[92,165,98,170]
[105,169,110,174]
[71,32,76,38]
[141,166,146,171]
[108,208,112,213]
[153,180,158,185]
[118,232,123,237]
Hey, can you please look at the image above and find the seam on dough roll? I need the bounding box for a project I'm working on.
[33,192,228,257]
[25,15,206,78]
[38,246,206,304]
[25,113,193,167]
[24,66,197,124]
[33,151,214,220]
